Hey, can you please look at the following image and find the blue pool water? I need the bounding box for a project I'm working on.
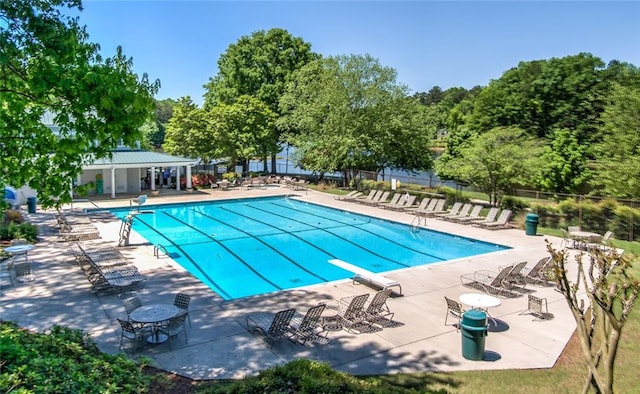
[108,197,509,300]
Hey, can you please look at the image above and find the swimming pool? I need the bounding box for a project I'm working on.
[108,197,509,300]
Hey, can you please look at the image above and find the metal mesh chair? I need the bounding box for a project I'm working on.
[444,296,465,331]
[14,262,36,283]
[117,318,150,354]
[246,308,296,347]
[124,297,142,320]
[158,312,189,350]
[173,293,191,327]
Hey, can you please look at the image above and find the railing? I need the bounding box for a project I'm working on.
[153,244,169,258]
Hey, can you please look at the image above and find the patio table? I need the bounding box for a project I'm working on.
[130,304,180,344]
[459,293,502,327]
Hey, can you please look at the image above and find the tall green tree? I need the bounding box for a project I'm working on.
[163,97,209,161]
[280,54,433,185]
[1,0,158,207]
[436,126,542,204]
[592,84,640,198]
[207,95,276,174]
[536,128,591,194]
[203,28,318,173]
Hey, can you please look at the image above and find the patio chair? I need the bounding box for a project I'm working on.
[288,303,327,345]
[173,293,192,327]
[404,198,429,213]
[451,205,484,223]
[433,202,462,219]
[158,311,189,350]
[124,296,143,320]
[500,261,528,287]
[335,190,362,201]
[335,293,374,333]
[519,294,554,321]
[460,265,518,298]
[364,288,395,324]
[377,193,401,209]
[439,203,472,221]
[352,189,379,204]
[474,209,512,230]
[364,191,391,207]
[467,207,499,225]
[117,318,151,354]
[522,257,553,286]
[444,296,465,331]
[246,308,296,347]
[388,194,416,211]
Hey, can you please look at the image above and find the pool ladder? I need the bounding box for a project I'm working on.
[118,214,134,246]
[410,215,425,239]
[154,244,169,258]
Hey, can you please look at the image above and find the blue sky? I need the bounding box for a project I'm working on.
[77,1,640,105]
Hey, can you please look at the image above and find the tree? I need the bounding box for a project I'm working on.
[536,128,591,194]
[206,95,276,175]
[547,244,639,394]
[279,54,433,186]
[1,0,158,207]
[203,28,318,173]
[436,126,542,205]
[163,97,209,161]
[591,84,640,199]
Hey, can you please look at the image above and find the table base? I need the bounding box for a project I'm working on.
[147,333,169,344]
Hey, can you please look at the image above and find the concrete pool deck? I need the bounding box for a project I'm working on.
[0,186,582,380]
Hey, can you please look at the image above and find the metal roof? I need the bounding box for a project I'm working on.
[83,150,197,170]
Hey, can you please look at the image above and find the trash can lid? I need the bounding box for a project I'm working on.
[525,213,539,221]
[461,309,487,328]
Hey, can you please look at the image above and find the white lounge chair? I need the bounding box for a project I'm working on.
[328,259,402,295]
[475,209,512,230]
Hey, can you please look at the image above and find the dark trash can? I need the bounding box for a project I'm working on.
[525,213,539,236]
[461,309,488,360]
[27,197,37,213]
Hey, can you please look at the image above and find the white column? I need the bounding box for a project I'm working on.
[186,165,192,189]
[110,167,116,198]
[150,167,156,190]
[176,167,181,191]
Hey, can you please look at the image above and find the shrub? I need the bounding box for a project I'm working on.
[580,201,606,233]
[0,222,38,242]
[200,359,386,393]
[610,206,640,241]
[531,203,560,228]
[435,186,460,205]
[2,209,23,225]
[500,196,529,215]
[558,199,580,227]
[0,321,153,392]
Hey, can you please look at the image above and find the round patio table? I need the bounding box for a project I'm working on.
[459,293,502,328]
[130,304,180,344]
[4,244,35,264]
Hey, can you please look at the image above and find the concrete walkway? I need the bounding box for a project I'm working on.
[0,187,581,380]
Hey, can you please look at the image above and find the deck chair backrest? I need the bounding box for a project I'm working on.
[530,257,551,274]
[425,199,438,211]
[268,308,296,337]
[363,190,377,200]
[402,195,417,208]
[386,194,401,205]
[366,289,392,315]
[602,231,613,243]
[468,205,483,218]
[490,265,514,287]
[415,198,430,210]
[484,207,499,222]
[376,191,390,203]
[298,304,326,332]
[568,225,581,233]
[456,204,472,217]
[496,209,512,224]
[448,202,463,215]
[370,190,383,201]
[342,294,369,320]
[433,199,446,212]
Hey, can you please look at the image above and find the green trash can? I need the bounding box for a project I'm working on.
[27,197,37,213]
[461,309,488,360]
[525,213,539,236]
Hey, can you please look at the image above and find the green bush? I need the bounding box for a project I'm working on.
[500,196,529,215]
[200,359,387,393]
[580,201,606,233]
[0,321,153,393]
[610,206,640,242]
[0,222,38,242]
[435,186,460,205]
[531,203,560,228]
[558,199,580,227]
